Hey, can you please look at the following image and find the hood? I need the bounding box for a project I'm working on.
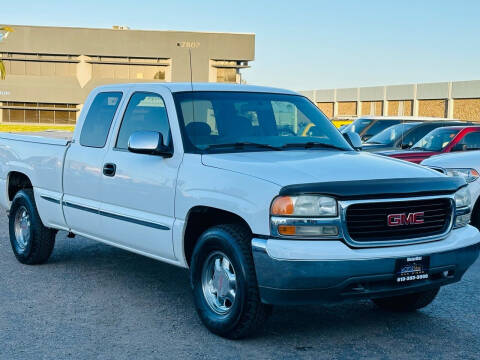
[422,150,480,170]
[201,150,442,186]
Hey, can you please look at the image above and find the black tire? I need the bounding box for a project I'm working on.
[470,204,480,230]
[372,288,440,312]
[190,224,271,339]
[9,189,56,265]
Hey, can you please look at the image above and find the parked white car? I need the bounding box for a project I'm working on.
[422,151,480,228]
[0,83,479,339]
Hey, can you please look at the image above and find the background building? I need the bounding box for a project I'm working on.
[0,25,255,124]
[301,80,480,122]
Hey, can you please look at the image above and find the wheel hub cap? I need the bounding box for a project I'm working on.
[202,252,237,315]
[14,206,31,252]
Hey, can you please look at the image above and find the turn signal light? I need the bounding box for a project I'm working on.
[278,225,296,235]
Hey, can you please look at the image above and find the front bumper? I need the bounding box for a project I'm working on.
[252,225,480,305]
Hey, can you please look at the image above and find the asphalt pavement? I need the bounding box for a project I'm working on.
[0,214,479,360]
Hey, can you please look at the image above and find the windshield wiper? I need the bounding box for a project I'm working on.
[205,142,282,151]
[281,142,348,151]
[410,147,425,150]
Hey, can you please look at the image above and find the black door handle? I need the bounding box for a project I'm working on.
[103,163,116,177]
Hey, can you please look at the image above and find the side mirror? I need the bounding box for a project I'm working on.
[128,131,173,157]
[343,131,362,150]
[400,142,412,149]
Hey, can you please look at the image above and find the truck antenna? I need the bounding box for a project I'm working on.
[178,42,195,123]
[189,48,193,91]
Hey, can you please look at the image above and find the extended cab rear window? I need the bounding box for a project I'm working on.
[80,92,123,148]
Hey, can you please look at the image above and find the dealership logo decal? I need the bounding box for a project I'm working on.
[0,26,13,43]
[387,212,424,226]
[0,26,14,80]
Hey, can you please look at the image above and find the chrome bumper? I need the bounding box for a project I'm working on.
[251,225,480,305]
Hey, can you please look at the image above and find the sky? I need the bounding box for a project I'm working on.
[2,0,480,91]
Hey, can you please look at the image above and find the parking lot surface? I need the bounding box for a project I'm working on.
[0,215,479,360]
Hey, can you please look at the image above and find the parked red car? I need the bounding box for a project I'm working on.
[379,126,480,163]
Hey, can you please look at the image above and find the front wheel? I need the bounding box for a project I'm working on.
[190,224,271,339]
[372,288,440,312]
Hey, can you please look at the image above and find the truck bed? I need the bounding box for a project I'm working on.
[0,130,71,230]
[0,131,72,145]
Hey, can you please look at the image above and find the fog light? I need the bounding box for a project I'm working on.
[278,225,338,237]
[455,213,471,227]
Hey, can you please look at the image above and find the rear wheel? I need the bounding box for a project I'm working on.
[190,224,271,339]
[9,189,56,265]
[372,288,440,312]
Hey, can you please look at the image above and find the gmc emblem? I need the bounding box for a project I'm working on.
[387,212,424,226]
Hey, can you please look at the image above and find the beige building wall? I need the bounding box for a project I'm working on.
[454,99,480,121]
[387,100,413,116]
[337,101,357,116]
[316,102,334,118]
[418,99,447,118]
[301,80,480,122]
[360,101,383,116]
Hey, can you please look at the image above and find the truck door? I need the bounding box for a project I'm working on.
[97,89,180,261]
[63,90,125,237]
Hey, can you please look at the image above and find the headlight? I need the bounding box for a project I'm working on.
[271,195,338,217]
[454,187,471,209]
[454,187,472,228]
[445,168,479,183]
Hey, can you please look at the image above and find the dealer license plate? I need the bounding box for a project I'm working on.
[395,256,430,283]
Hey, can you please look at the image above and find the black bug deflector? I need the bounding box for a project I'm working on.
[279,177,466,200]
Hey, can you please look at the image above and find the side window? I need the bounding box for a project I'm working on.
[116,92,171,150]
[80,92,122,148]
[402,125,433,147]
[364,120,398,138]
[458,132,480,150]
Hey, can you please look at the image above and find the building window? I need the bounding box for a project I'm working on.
[0,53,78,77]
[2,60,76,77]
[0,102,78,124]
[210,60,248,83]
[216,68,237,83]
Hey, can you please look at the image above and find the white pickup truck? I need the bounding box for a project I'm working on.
[1,83,479,339]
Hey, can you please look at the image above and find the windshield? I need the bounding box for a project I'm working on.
[173,92,352,153]
[365,122,419,145]
[343,118,372,134]
[411,128,460,151]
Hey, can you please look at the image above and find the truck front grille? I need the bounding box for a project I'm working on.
[345,198,453,243]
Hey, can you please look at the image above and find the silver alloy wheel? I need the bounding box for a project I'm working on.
[14,206,31,253]
[201,251,237,315]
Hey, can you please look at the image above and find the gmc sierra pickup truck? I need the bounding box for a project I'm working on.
[1,83,479,339]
